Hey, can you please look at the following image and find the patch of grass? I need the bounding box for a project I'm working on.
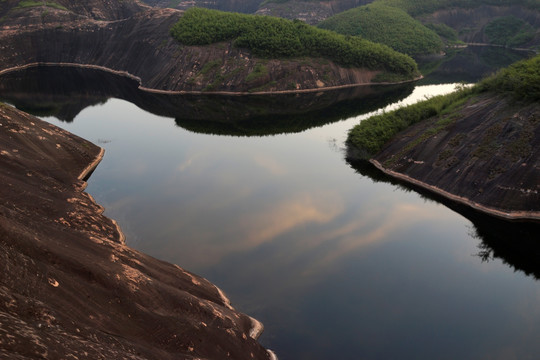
[246,63,268,83]
[198,59,222,76]
[447,133,465,148]
[504,121,534,161]
[472,123,503,159]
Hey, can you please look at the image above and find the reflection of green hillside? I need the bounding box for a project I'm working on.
[0,65,413,136]
[346,157,540,280]
[174,85,413,136]
[417,46,533,85]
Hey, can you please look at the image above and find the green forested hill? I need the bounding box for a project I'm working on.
[317,3,443,56]
[170,7,419,78]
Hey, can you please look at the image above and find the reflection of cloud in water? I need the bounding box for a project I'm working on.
[176,156,196,172]
[252,154,288,176]
[150,190,344,268]
[300,202,452,275]
[239,192,343,246]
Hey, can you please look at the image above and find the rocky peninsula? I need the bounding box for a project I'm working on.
[368,93,540,221]
[347,56,540,221]
[0,103,274,359]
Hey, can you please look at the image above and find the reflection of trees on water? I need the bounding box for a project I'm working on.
[346,157,540,281]
[470,217,540,280]
[417,45,533,85]
[173,85,413,136]
[0,65,414,136]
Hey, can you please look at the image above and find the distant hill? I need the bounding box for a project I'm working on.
[318,3,443,56]
[258,0,540,55]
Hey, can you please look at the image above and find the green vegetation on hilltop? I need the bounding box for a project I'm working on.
[347,54,540,157]
[485,16,535,47]
[317,4,443,56]
[170,7,419,78]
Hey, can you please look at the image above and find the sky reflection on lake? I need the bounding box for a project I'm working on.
[34,85,540,359]
[2,52,538,358]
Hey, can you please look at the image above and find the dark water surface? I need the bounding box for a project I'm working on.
[1,48,539,359]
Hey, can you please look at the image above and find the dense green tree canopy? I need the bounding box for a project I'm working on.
[485,16,536,47]
[170,7,419,77]
[317,3,443,56]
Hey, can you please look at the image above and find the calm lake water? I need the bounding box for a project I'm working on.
[2,46,539,359]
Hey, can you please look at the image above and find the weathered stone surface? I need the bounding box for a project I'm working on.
[0,103,272,359]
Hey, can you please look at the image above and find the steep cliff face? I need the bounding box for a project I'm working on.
[362,93,540,220]
[0,4,385,93]
[0,103,272,359]
[419,5,540,46]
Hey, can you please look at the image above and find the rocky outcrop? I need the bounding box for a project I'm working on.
[353,93,540,221]
[0,103,273,359]
[0,3,387,94]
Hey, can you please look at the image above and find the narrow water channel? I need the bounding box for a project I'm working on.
[1,46,539,359]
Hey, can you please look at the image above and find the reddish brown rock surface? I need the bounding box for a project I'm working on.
[0,103,272,359]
